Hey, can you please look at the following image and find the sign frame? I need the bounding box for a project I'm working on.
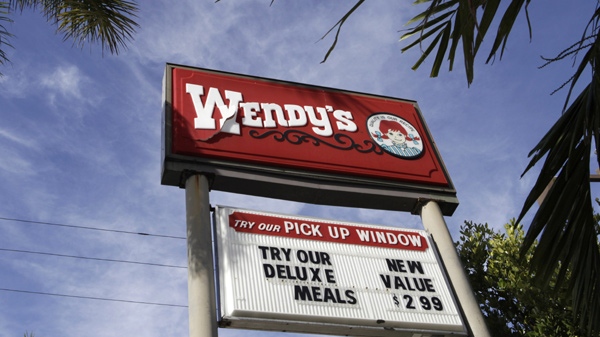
[161,63,458,215]
[213,205,467,337]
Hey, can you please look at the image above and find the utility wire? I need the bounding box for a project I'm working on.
[0,247,187,269]
[0,219,190,309]
[0,216,186,240]
[0,287,187,308]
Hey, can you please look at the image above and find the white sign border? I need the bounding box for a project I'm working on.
[213,206,467,337]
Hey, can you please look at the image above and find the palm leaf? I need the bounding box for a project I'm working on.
[401,18,452,51]
[456,0,475,83]
[56,0,139,54]
[430,22,451,77]
[517,79,600,334]
[9,0,139,55]
[400,10,454,43]
[410,28,444,70]
[485,0,531,63]
[0,1,14,68]
[404,0,456,27]
[474,0,500,54]
[400,0,486,84]
[319,0,365,64]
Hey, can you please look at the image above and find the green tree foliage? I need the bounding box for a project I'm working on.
[323,1,600,333]
[456,220,589,337]
[0,0,139,71]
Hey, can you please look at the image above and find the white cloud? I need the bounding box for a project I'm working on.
[0,127,38,149]
[0,70,30,98]
[0,127,39,176]
[0,146,34,175]
[40,65,87,97]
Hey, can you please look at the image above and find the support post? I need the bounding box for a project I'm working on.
[419,200,490,337]
[185,174,218,337]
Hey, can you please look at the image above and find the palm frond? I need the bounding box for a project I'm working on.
[485,0,531,63]
[0,1,14,69]
[9,0,139,55]
[319,0,365,63]
[399,0,487,85]
[474,0,501,54]
[56,0,139,54]
[517,63,600,337]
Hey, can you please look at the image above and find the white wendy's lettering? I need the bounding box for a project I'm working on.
[186,84,358,140]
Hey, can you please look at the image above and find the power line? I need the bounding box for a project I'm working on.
[0,247,187,269]
[0,216,186,240]
[0,287,187,308]
[0,218,190,308]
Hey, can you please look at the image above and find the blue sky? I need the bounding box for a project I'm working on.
[0,1,596,336]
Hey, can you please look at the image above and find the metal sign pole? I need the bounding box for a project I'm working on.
[419,200,491,337]
[185,174,218,337]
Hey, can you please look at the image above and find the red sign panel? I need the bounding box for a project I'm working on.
[228,211,429,251]
[169,66,450,187]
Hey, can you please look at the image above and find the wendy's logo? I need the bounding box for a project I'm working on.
[367,113,424,159]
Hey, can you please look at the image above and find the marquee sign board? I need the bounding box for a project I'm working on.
[161,64,459,215]
[215,206,467,337]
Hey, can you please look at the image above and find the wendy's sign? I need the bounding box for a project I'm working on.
[161,64,458,215]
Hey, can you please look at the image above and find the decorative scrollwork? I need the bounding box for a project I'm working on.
[249,130,383,155]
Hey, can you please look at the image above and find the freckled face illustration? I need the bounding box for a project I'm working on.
[386,129,406,145]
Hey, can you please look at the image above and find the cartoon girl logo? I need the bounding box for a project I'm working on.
[367,113,424,159]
